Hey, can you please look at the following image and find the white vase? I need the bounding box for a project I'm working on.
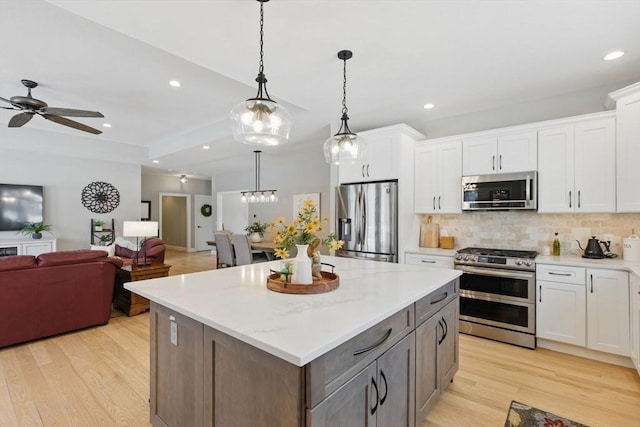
[292,244,312,284]
[250,232,263,243]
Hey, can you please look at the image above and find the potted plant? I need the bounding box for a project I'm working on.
[98,234,113,246]
[244,221,268,243]
[19,222,53,240]
[94,219,105,231]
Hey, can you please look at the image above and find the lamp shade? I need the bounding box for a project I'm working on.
[230,99,291,146]
[123,221,158,238]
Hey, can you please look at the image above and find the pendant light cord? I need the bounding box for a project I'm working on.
[255,1,270,100]
[342,56,348,116]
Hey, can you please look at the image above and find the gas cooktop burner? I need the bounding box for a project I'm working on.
[457,247,537,259]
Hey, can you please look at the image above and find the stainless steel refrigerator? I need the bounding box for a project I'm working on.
[335,181,398,263]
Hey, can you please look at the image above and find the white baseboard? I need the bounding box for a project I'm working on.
[537,338,633,369]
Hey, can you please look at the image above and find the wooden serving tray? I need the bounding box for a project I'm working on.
[266,271,339,294]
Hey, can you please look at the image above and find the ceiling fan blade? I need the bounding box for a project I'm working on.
[8,112,34,127]
[41,107,104,118]
[0,96,24,109]
[41,113,102,135]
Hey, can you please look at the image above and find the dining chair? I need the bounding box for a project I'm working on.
[215,232,235,268]
[232,234,254,266]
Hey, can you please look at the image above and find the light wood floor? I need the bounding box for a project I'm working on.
[0,249,638,426]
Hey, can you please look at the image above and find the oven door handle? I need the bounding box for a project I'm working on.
[457,265,534,280]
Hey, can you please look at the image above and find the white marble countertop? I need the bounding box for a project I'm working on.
[536,254,640,277]
[125,256,461,366]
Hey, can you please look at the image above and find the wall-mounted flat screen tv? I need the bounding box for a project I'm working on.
[0,183,44,231]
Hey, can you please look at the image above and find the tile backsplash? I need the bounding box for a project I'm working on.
[421,212,640,256]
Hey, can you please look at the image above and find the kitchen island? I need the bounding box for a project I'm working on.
[126,256,461,426]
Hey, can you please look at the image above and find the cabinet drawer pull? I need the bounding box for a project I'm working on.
[379,370,388,405]
[438,196,441,210]
[578,190,581,208]
[590,274,593,293]
[430,292,448,305]
[569,190,572,208]
[353,328,393,356]
[421,260,437,264]
[548,272,571,276]
[492,155,496,171]
[539,285,542,303]
[499,154,502,170]
[438,319,446,345]
[370,377,379,415]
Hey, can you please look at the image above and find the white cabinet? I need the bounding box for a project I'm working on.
[630,273,640,374]
[609,82,640,212]
[414,140,462,214]
[536,264,630,357]
[338,124,423,184]
[537,266,586,346]
[405,252,454,269]
[462,131,537,175]
[538,115,616,213]
[586,268,630,356]
[0,238,56,257]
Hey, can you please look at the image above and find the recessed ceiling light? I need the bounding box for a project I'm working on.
[423,103,435,110]
[603,51,624,61]
[152,160,159,164]
[169,80,181,87]
[102,123,112,128]
[202,145,210,150]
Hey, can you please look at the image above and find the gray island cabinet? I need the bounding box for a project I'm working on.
[126,256,460,427]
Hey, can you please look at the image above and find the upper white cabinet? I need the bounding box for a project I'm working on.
[338,124,423,184]
[414,139,462,214]
[462,131,537,175]
[609,82,640,212]
[538,115,616,213]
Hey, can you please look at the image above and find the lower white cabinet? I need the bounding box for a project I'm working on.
[630,273,640,374]
[586,268,630,356]
[405,252,454,269]
[536,264,630,357]
[537,280,586,346]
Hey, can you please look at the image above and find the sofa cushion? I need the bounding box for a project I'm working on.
[0,255,37,272]
[37,250,107,267]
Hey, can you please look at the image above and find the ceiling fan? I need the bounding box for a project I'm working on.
[0,79,104,135]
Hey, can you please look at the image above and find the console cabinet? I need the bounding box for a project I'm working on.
[0,238,56,257]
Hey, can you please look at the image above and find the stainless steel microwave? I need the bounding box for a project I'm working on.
[462,171,537,211]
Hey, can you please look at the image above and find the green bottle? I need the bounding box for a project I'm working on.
[552,232,560,256]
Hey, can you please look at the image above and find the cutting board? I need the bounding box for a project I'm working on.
[420,216,440,248]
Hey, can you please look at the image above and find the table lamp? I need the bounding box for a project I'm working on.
[123,220,159,267]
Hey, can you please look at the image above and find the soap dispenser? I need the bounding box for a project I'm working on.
[552,232,560,256]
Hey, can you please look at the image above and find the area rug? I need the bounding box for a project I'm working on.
[504,401,588,427]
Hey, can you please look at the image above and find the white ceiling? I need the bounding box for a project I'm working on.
[1,0,639,179]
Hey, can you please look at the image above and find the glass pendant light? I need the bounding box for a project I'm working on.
[230,0,291,146]
[323,50,365,165]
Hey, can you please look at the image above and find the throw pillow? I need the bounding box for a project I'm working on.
[90,244,115,257]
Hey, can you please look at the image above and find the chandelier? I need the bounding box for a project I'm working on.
[323,49,365,165]
[241,150,277,203]
[230,0,291,146]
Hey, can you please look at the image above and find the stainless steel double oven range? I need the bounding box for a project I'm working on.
[454,247,537,349]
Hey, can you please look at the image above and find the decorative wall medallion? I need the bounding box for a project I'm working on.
[81,181,120,213]
[200,204,212,217]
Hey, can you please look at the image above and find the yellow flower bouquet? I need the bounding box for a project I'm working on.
[269,198,344,259]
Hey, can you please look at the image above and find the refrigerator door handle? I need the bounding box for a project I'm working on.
[360,190,367,246]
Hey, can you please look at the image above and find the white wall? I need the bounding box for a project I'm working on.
[0,148,141,251]
[213,157,331,232]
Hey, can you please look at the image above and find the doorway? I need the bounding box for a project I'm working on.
[159,192,191,251]
[194,194,213,251]
[216,191,248,234]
